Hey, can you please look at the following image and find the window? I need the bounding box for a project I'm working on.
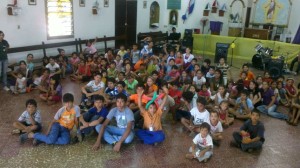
[46,0,74,39]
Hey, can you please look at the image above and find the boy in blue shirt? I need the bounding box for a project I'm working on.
[231,111,265,152]
[79,95,108,137]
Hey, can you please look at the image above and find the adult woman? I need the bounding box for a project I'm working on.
[0,30,10,91]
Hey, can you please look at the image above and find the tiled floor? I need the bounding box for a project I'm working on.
[0,67,299,168]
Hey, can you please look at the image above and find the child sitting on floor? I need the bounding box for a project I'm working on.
[287,83,300,126]
[217,100,234,127]
[136,86,168,145]
[185,122,213,163]
[208,111,223,146]
[40,76,62,105]
[79,95,109,137]
[12,99,42,135]
[92,93,135,152]
[12,72,26,94]
[229,90,254,120]
[70,59,92,82]
[231,111,265,152]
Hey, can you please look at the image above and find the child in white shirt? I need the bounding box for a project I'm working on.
[186,122,213,162]
[208,111,223,146]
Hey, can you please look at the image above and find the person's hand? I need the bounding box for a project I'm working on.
[162,86,169,95]
[86,93,91,97]
[113,141,121,152]
[92,142,102,151]
[82,122,89,128]
[242,137,252,144]
[189,125,195,132]
[240,131,248,136]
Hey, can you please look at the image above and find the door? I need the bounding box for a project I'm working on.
[115,0,137,48]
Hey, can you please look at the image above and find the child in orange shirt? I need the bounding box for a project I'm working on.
[136,86,168,145]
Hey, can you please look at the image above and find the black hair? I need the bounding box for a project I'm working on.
[171,65,178,70]
[136,83,145,89]
[182,91,194,102]
[57,48,65,53]
[72,52,78,56]
[94,95,105,102]
[27,53,33,58]
[203,58,211,65]
[169,58,175,62]
[26,99,37,108]
[116,93,127,102]
[210,110,219,116]
[19,60,27,66]
[240,89,249,96]
[196,96,207,106]
[251,110,260,116]
[0,31,4,35]
[242,63,249,68]
[191,58,197,62]
[107,77,116,83]
[63,93,74,103]
[49,56,56,61]
[119,71,125,76]
[200,122,211,132]
[117,81,126,88]
[94,72,102,77]
[151,70,159,76]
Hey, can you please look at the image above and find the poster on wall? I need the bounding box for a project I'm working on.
[167,0,181,9]
[253,0,292,26]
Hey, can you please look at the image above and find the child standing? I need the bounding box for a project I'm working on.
[185,122,213,162]
[131,43,140,65]
[136,86,168,145]
[92,93,135,152]
[20,93,81,145]
[231,111,265,152]
[12,99,42,134]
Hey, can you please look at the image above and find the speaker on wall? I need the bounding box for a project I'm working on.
[184,29,193,38]
[268,59,284,78]
[214,43,230,63]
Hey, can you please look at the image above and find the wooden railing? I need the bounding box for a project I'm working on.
[7,35,127,57]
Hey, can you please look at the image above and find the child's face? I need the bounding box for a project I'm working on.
[186,48,190,54]
[116,56,121,61]
[194,65,200,71]
[72,54,77,58]
[203,62,208,67]
[218,87,225,94]
[64,101,74,110]
[277,78,283,82]
[249,82,255,89]
[102,72,107,77]
[108,82,114,89]
[110,63,116,69]
[240,93,247,101]
[197,71,202,78]
[210,113,219,124]
[118,74,124,80]
[243,66,249,72]
[257,77,262,84]
[219,58,225,64]
[133,45,138,50]
[171,68,177,73]
[0,33,4,40]
[169,60,175,66]
[197,102,205,111]
[17,73,22,79]
[80,61,85,66]
[120,46,125,50]
[148,104,157,113]
[264,72,270,78]
[182,71,187,77]
[147,78,154,86]
[189,86,196,93]
[250,112,260,123]
[262,82,269,90]
[191,60,196,65]
[209,68,214,74]
[125,64,131,70]
[50,78,56,85]
[117,84,124,93]
[26,104,36,114]
[271,82,277,89]
[277,83,282,89]
[200,127,209,138]
[202,85,207,91]
[241,73,246,80]
[116,98,125,111]
[220,102,228,111]
[94,75,101,83]
[286,79,293,86]
[94,100,103,109]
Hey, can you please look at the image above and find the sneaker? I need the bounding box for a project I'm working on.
[32,139,43,146]
[19,133,28,144]
[3,86,10,91]
[11,129,21,135]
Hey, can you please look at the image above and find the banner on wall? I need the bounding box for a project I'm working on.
[253,0,291,26]
[167,0,181,9]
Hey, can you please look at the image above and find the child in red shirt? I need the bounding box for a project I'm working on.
[168,82,182,105]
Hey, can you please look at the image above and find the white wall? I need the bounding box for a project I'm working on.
[288,0,300,41]
[136,0,247,37]
[0,0,115,63]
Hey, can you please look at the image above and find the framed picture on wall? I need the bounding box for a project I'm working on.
[104,0,109,7]
[28,0,36,5]
[79,0,85,7]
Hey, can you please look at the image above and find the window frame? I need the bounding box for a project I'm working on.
[45,0,74,40]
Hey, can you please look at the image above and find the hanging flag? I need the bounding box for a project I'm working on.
[182,0,195,23]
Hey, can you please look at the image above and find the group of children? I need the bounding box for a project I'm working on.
[10,38,300,163]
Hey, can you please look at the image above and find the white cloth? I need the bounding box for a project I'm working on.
[208,120,223,134]
[18,110,42,125]
[86,80,105,92]
[193,133,213,148]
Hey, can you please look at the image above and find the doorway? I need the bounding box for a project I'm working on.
[115,0,137,48]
